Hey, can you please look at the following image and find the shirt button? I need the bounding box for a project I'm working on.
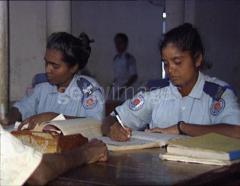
[181,107,186,111]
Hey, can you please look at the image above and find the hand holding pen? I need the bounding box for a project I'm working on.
[110,110,131,141]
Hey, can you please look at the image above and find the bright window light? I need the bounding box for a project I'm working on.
[162,12,167,18]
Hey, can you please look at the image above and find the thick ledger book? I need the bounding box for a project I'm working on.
[160,133,240,165]
[11,130,88,153]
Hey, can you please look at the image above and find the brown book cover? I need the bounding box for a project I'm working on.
[11,130,88,154]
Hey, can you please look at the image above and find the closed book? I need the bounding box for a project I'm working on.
[167,133,240,161]
[160,133,240,165]
[159,153,240,166]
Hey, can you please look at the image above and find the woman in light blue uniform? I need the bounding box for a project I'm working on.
[102,23,240,141]
[1,32,105,128]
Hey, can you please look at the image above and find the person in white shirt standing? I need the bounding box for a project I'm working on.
[109,33,138,101]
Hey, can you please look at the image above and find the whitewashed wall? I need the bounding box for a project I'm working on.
[9,0,240,102]
[194,0,240,96]
[9,1,46,101]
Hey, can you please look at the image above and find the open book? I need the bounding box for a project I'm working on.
[160,133,240,165]
[99,131,187,151]
[11,115,90,154]
[21,117,186,151]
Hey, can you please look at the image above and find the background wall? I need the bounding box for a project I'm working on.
[9,0,240,102]
[194,0,240,96]
[9,1,46,101]
[71,1,163,90]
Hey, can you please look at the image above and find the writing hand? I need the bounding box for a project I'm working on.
[109,122,132,141]
[81,139,108,164]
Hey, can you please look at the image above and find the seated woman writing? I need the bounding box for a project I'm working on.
[1,32,105,129]
[101,23,240,141]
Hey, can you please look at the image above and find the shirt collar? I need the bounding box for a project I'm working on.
[49,75,78,97]
[64,75,78,96]
[188,72,205,99]
[169,72,205,99]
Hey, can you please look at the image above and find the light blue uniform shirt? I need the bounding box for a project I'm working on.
[14,75,105,121]
[114,72,240,130]
[113,52,137,86]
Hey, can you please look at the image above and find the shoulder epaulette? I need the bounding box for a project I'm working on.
[77,77,97,97]
[203,81,227,101]
[145,78,170,91]
[32,73,48,87]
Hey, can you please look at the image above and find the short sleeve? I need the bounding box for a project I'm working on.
[83,88,105,121]
[113,91,153,130]
[211,88,240,125]
[0,127,42,186]
[13,85,41,120]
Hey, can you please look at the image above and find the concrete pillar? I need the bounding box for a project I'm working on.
[46,1,71,36]
[0,1,9,114]
[165,0,185,32]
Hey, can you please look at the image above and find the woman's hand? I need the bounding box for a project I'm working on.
[109,122,132,141]
[18,112,59,130]
[81,139,108,164]
[145,124,179,135]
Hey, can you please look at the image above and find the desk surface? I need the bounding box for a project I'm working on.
[48,148,221,186]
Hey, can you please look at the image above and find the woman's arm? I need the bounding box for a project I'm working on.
[17,112,84,130]
[146,122,240,139]
[0,107,22,126]
[27,139,108,185]
[180,123,240,138]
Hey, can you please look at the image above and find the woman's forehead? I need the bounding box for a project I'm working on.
[45,49,63,61]
[162,43,182,55]
[162,43,192,57]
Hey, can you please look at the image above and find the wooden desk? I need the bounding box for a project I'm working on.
[48,148,221,186]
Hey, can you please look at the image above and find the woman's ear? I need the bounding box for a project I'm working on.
[71,64,79,74]
[194,53,203,68]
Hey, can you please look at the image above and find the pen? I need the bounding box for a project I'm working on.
[114,110,130,137]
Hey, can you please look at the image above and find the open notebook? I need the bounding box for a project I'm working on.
[99,131,187,151]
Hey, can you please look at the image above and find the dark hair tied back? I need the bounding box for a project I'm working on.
[160,23,205,68]
[47,32,94,70]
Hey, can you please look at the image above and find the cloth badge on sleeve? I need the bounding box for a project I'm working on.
[210,98,225,116]
[83,95,98,109]
[129,95,144,111]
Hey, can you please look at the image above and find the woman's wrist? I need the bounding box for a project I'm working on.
[177,121,187,135]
